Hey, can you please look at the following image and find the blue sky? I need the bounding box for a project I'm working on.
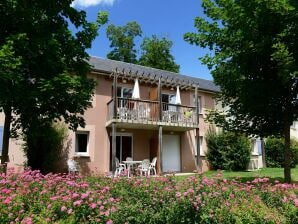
[72,0,212,80]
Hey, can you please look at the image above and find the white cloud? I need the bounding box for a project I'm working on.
[71,0,116,8]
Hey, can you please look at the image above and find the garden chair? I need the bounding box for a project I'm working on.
[67,158,80,174]
[137,159,150,176]
[148,157,157,176]
[115,157,126,177]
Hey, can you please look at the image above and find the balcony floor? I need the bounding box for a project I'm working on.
[106,119,198,131]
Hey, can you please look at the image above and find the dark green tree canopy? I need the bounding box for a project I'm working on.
[185,0,298,137]
[0,0,108,164]
[184,0,298,182]
[139,35,180,73]
[106,21,142,63]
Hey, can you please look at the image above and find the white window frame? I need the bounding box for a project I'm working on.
[75,131,90,156]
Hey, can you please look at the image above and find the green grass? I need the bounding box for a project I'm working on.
[175,167,298,183]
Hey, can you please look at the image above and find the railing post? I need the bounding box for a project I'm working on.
[195,85,201,172]
[112,122,117,176]
[158,78,162,121]
[158,125,163,174]
[113,72,118,119]
[195,85,199,124]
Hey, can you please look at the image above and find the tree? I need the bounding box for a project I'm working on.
[184,0,298,182]
[106,21,142,63]
[0,1,108,166]
[139,35,180,73]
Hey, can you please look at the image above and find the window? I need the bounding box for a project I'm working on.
[199,136,203,155]
[75,132,89,155]
[162,94,176,111]
[0,126,3,155]
[117,87,132,98]
[193,95,202,114]
[251,139,261,155]
[117,87,133,108]
[194,136,203,156]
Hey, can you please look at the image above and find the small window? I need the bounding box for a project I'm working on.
[193,95,202,113]
[199,136,203,148]
[117,87,133,98]
[75,132,89,155]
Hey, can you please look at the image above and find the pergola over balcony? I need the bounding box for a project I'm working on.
[105,67,201,131]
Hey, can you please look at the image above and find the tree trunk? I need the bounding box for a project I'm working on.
[283,114,291,183]
[1,108,12,167]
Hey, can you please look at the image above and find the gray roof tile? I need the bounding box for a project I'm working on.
[89,57,220,92]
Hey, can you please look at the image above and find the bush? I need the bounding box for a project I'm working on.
[0,170,297,223]
[206,129,251,171]
[265,137,298,168]
[23,122,69,174]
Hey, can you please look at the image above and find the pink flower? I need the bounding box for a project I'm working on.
[90,203,97,209]
[106,220,113,224]
[230,194,235,199]
[61,206,67,212]
[282,196,288,203]
[81,192,90,199]
[294,199,298,207]
[47,204,52,209]
[21,217,32,224]
[73,200,82,206]
[3,197,12,204]
[176,192,181,198]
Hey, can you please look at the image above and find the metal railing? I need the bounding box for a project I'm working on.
[107,98,197,125]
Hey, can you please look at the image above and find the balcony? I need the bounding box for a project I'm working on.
[106,98,198,130]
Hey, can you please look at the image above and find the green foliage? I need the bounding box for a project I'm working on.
[106,21,142,63]
[265,137,298,168]
[184,0,298,182]
[138,35,180,72]
[1,171,297,223]
[206,129,251,171]
[185,0,298,136]
[0,0,108,164]
[23,123,69,174]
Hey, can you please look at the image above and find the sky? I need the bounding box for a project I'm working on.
[72,0,213,80]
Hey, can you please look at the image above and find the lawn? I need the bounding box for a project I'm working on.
[202,167,298,183]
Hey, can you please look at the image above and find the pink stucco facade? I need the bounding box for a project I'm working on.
[0,69,217,174]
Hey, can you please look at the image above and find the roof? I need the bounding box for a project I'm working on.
[89,56,220,93]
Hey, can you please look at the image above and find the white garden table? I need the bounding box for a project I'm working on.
[122,160,142,177]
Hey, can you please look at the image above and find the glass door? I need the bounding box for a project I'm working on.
[110,134,133,170]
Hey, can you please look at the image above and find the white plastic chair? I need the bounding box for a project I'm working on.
[67,158,80,174]
[115,157,126,177]
[138,159,150,176]
[148,157,157,176]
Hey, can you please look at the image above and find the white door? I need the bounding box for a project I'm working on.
[162,135,181,172]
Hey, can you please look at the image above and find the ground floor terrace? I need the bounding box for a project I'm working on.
[72,125,209,176]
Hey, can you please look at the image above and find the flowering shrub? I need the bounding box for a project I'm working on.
[0,168,297,223]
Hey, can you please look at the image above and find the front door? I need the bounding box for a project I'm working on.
[110,134,133,170]
[162,135,181,172]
